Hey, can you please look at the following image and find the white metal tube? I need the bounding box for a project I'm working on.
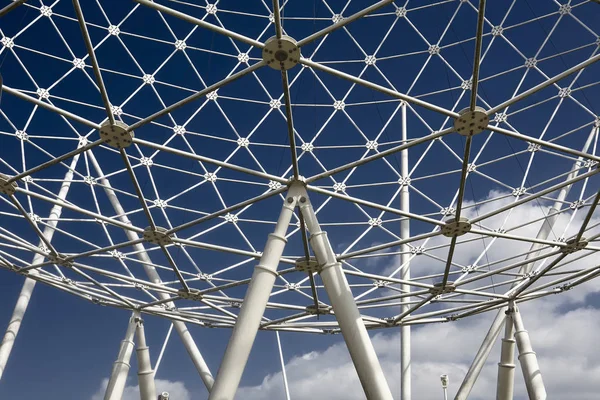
[134,315,156,400]
[89,152,215,390]
[208,185,299,400]
[104,314,137,400]
[400,103,411,400]
[496,312,515,400]
[0,155,80,380]
[300,195,394,400]
[455,127,596,399]
[2,85,101,129]
[512,308,546,400]
[276,331,291,400]
[487,53,600,115]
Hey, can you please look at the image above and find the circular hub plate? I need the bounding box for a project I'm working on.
[263,35,299,70]
[99,120,134,149]
[454,106,489,136]
[0,173,17,196]
[441,217,472,237]
[143,226,172,245]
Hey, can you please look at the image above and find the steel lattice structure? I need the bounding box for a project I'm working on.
[0,0,599,399]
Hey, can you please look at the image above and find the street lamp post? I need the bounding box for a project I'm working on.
[440,374,449,400]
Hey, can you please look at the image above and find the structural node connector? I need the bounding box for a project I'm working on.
[295,257,320,273]
[263,35,299,70]
[453,106,489,136]
[305,304,331,315]
[99,120,134,148]
[430,281,456,295]
[0,173,17,196]
[441,217,471,237]
[142,226,172,245]
[561,236,588,254]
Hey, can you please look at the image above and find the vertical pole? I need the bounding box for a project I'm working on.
[104,313,137,400]
[400,102,411,400]
[512,306,546,400]
[300,191,394,400]
[208,183,300,400]
[89,152,215,390]
[134,313,157,400]
[496,312,515,400]
[276,331,291,400]
[0,154,81,380]
[455,127,597,399]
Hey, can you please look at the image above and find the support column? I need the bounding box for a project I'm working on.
[496,312,515,400]
[513,306,546,400]
[207,183,300,400]
[400,102,411,400]
[89,153,215,390]
[104,313,137,400]
[455,127,596,399]
[0,155,81,380]
[300,190,394,400]
[134,313,156,400]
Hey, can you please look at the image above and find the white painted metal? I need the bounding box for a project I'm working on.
[400,103,411,400]
[104,313,137,400]
[512,307,546,400]
[496,312,516,400]
[134,314,157,400]
[207,183,300,400]
[89,153,215,390]
[299,190,394,400]
[276,331,291,400]
[455,127,597,399]
[0,155,80,381]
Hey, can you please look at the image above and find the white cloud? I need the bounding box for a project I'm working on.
[237,191,600,399]
[91,378,191,400]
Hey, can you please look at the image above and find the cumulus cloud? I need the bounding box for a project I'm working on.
[91,378,191,400]
[237,292,600,399]
[237,190,600,399]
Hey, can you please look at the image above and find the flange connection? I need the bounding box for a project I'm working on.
[305,304,331,315]
[143,226,172,245]
[453,106,489,136]
[295,257,320,273]
[561,236,588,254]
[99,120,134,148]
[177,288,203,301]
[263,35,299,70]
[429,281,456,296]
[0,173,17,196]
[441,217,472,237]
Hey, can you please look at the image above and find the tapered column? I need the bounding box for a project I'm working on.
[207,183,301,400]
[455,127,597,399]
[496,312,515,400]
[513,307,546,400]
[400,102,411,400]
[104,313,137,400]
[89,152,215,389]
[0,155,81,380]
[300,191,394,400]
[134,314,156,400]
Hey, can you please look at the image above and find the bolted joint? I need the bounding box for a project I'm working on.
[99,120,134,148]
[561,236,588,254]
[429,281,456,296]
[295,257,320,273]
[441,216,471,237]
[178,288,203,301]
[263,35,299,70]
[453,106,489,136]
[305,304,331,315]
[142,226,172,245]
[0,173,18,196]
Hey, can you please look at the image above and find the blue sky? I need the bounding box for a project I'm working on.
[0,0,600,399]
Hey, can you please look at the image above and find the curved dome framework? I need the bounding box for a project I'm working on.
[0,0,599,399]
